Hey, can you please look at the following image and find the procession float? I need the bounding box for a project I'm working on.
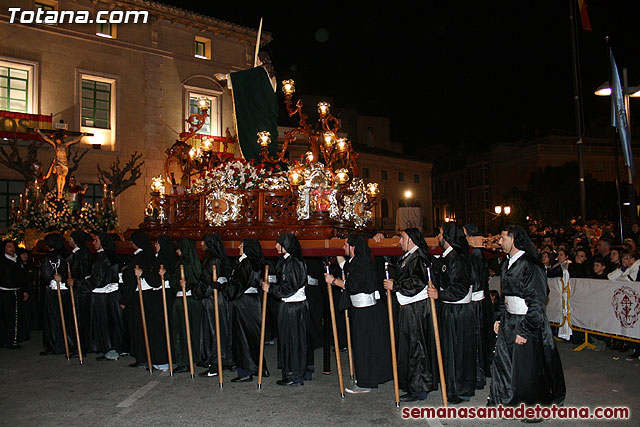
[139,78,381,246]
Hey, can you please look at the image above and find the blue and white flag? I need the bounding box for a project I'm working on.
[610,48,635,177]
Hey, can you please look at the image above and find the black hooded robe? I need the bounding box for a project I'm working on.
[90,245,124,356]
[489,252,566,406]
[120,231,168,367]
[41,247,74,355]
[270,235,310,382]
[194,234,234,369]
[469,246,494,389]
[68,232,95,354]
[224,255,267,375]
[433,248,477,400]
[391,247,440,394]
[170,238,203,369]
[342,255,393,388]
[0,247,30,347]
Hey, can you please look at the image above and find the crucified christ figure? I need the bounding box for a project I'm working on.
[34,128,88,199]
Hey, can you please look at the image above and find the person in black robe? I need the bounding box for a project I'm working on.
[383,228,439,402]
[169,238,203,373]
[489,225,566,408]
[428,222,477,404]
[326,234,392,393]
[222,238,269,382]
[67,230,94,354]
[40,233,74,356]
[262,233,310,386]
[195,233,234,377]
[120,229,168,370]
[90,233,124,361]
[17,247,38,332]
[0,240,30,348]
[464,223,494,390]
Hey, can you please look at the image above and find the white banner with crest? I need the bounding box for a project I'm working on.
[569,278,640,340]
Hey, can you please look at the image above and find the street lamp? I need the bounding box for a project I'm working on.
[595,73,639,228]
[404,190,413,199]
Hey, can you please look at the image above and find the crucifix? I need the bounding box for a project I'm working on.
[32,126,92,199]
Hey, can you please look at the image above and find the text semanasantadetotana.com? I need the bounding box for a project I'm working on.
[401,404,630,420]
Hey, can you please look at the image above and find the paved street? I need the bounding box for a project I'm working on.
[0,332,637,426]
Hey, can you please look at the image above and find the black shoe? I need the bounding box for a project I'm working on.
[223,364,237,372]
[254,369,270,378]
[400,393,419,403]
[129,362,143,368]
[39,349,53,356]
[198,369,218,377]
[96,356,116,361]
[276,379,303,386]
[173,366,189,373]
[448,396,464,405]
[231,375,253,383]
[625,350,640,361]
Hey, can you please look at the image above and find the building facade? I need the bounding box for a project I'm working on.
[0,0,263,231]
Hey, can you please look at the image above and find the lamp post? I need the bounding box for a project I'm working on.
[595,73,639,228]
[494,205,511,230]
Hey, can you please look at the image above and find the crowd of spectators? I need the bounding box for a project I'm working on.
[501,220,640,359]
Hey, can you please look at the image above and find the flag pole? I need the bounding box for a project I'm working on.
[568,0,587,225]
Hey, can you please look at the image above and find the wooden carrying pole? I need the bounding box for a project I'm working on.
[326,265,345,398]
[67,264,83,364]
[180,265,195,378]
[55,274,70,360]
[384,262,400,408]
[427,268,447,407]
[159,265,173,376]
[257,265,269,389]
[212,265,224,387]
[136,265,153,374]
[342,272,354,380]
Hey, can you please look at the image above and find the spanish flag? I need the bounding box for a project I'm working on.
[578,0,592,31]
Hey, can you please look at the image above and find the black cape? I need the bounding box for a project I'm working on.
[469,247,494,388]
[68,247,94,353]
[224,257,267,374]
[432,248,477,399]
[0,254,30,346]
[489,252,566,406]
[391,248,439,393]
[270,254,311,381]
[41,251,74,354]
[343,256,392,388]
[90,250,124,355]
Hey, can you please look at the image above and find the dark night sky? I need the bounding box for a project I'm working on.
[163,1,640,153]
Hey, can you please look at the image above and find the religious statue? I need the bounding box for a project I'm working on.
[66,175,88,215]
[34,128,88,199]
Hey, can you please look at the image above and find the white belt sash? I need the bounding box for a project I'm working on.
[49,280,68,290]
[93,283,119,294]
[350,291,379,308]
[244,287,258,294]
[441,286,473,304]
[396,285,429,306]
[282,286,306,303]
[472,290,485,301]
[0,286,20,291]
[176,290,192,297]
[504,295,528,315]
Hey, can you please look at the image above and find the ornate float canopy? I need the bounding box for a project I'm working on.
[140,81,379,241]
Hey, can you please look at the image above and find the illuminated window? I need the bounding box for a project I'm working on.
[35,1,57,12]
[81,79,111,129]
[194,36,211,60]
[186,89,221,136]
[97,22,116,39]
[0,66,29,113]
